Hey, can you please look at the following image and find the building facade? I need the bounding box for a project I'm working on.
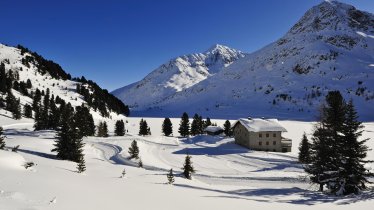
[232,118,291,152]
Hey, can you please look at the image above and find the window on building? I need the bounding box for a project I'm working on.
[273,133,276,137]
[266,141,269,145]
[273,141,276,145]
[259,141,262,146]
[259,133,262,138]
[266,133,269,138]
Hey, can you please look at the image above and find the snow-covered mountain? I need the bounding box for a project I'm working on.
[0,43,129,122]
[113,1,374,120]
[111,44,245,109]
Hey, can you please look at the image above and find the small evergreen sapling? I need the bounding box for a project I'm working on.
[12,145,20,152]
[128,140,139,159]
[167,168,175,184]
[138,158,143,168]
[121,168,126,178]
[298,133,311,164]
[178,112,190,137]
[182,154,195,179]
[162,118,173,136]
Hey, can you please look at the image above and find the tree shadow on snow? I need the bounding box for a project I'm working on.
[179,135,227,145]
[173,141,248,156]
[4,128,55,139]
[17,148,56,160]
[174,184,374,205]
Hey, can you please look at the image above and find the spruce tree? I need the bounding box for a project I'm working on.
[190,114,201,136]
[138,119,150,136]
[178,112,190,137]
[167,168,175,184]
[0,63,6,93]
[298,133,311,164]
[138,158,143,168]
[114,120,125,136]
[23,104,33,118]
[306,91,346,192]
[128,140,139,159]
[77,155,86,173]
[182,154,195,179]
[52,104,84,162]
[97,121,109,137]
[75,105,95,137]
[0,127,6,150]
[48,98,60,129]
[5,90,15,111]
[12,98,22,120]
[162,118,173,136]
[223,120,232,136]
[337,99,373,195]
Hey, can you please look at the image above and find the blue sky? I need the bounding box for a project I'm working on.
[1,0,373,91]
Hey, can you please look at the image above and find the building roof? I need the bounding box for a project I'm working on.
[204,126,223,133]
[232,118,287,132]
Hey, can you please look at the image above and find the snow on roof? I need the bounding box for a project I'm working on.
[204,126,223,132]
[232,118,287,132]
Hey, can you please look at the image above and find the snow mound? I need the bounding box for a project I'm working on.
[0,150,26,170]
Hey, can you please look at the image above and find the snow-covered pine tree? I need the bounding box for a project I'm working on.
[167,168,175,184]
[138,119,150,136]
[298,133,311,164]
[337,99,374,195]
[162,118,173,136]
[0,127,6,150]
[190,114,201,136]
[114,120,125,136]
[182,154,195,179]
[138,158,143,168]
[223,120,232,136]
[305,91,348,193]
[5,90,21,119]
[52,103,85,162]
[128,140,139,159]
[48,97,60,130]
[12,98,22,120]
[178,112,190,137]
[77,155,86,173]
[97,121,109,137]
[23,104,33,118]
[0,63,6,93]
[75,105,95,137]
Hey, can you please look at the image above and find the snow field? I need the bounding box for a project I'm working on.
[1,116,373,209]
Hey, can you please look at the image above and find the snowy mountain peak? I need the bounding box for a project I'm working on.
[289,0,374,35]
[113,1,374,120]
[112,44,245,109]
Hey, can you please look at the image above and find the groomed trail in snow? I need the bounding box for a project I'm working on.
[1,114,373,210]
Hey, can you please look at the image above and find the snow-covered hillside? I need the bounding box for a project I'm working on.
[112,44,245,109]
[1,114,373,209]
[0,43,129,124]
[113,1,374,121]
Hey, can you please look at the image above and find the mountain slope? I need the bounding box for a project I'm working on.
[113,0,374,120]
[112,44,245,109]
[0,44,129,122]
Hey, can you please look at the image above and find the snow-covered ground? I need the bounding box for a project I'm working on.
[1,113,373,210]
